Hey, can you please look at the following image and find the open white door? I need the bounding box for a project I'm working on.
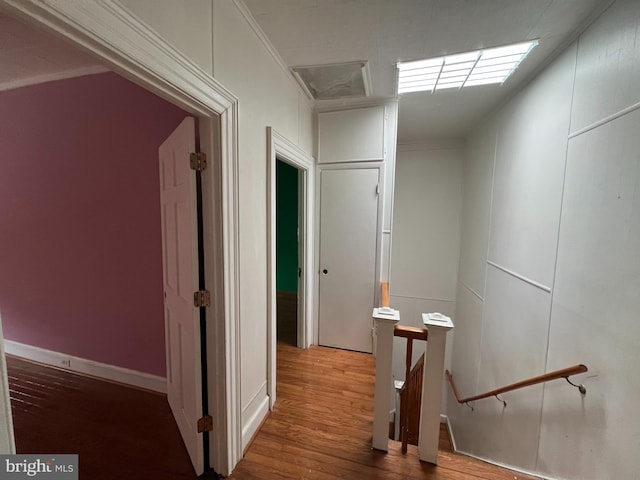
[159,117,204,475]
[318,168,379,353]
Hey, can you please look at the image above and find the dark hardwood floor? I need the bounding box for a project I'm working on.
[7,355,196,479]
[277,290,297,346]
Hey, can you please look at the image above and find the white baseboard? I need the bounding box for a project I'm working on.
[242,392,269,450]
[441,414,457,452]
[241,382,269,451]
[4,340,166,394]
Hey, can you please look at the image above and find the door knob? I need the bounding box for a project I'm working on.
[322,269,328,275]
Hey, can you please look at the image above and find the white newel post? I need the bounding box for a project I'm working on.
[418,313,454,464]
[372,307,399,451]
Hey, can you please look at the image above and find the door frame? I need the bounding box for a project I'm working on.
[267,127,314,408]
[315,162,385,346]
[0,1,242,475]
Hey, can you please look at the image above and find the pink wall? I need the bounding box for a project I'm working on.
[0,72,189,377]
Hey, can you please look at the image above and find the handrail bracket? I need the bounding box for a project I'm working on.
[564,376,587,395]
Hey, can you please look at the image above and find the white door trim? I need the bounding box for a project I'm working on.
[267,127,315,409]
[0,1,242,475]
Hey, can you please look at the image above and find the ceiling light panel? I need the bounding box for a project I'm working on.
[397,40,538,94]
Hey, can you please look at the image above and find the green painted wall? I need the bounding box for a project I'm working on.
[276,160,298,292]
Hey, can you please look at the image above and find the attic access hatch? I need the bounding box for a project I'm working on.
[292,61,372,101]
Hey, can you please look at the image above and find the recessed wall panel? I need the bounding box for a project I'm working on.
[318,106,384,163]
[538,108,640,480]
[488,46,576,288]
[390,147,463,301]
[458,119,497,298]
[466,265,551,469]
[570,0,640,133]
[449,285,483,399]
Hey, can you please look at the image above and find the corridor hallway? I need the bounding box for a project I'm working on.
[230,343,536,479]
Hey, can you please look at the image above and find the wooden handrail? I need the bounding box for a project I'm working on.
[446,364,588,405]
[381,282,389,308]
[394,326,428,394]
[394,325,428,342]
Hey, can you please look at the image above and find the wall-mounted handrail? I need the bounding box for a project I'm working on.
[446,364,588,407]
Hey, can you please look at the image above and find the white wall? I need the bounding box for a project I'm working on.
[389,142,464,384]
[449,1,640,478]
[118,0,214,76]
[115,0,314,451]
[212,1,313,449]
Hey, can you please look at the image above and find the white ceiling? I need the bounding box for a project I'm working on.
[1,3,610,141]
[0,12,105,91]
[243,0,609,142]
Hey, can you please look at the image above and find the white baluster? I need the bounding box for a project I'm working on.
[418,312,454,464]
[372,307,399,451]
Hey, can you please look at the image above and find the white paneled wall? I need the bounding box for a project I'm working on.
[318,106,385,163]
[457,120,496,300]
[115,0,315,451]
[569,0,640,133]
[538,103,640,480]
[450,1,640,478]
[118,0,214,75]
[488,46,575,289]
[211,1,314,449]
[389,143,464,383]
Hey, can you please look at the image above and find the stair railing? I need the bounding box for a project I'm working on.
[446,364,588,410]
[394,325,427,452]
[373,282,454,465]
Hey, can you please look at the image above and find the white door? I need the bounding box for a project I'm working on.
[319,168,379,353]
[159,117,203,475]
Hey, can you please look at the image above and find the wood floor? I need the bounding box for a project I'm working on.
[7,355,196,479]
[276,290,298,346]
[7,345,535,480]
[230,342,536,480]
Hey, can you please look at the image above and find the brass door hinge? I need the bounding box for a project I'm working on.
[190,152,207,171]
[197,415,213,433]
[193,290,211,308]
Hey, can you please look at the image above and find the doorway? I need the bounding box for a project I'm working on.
[0,69,200,473]
[276,160,301,347]
[0,5,241,475]
[267,127,314,409]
